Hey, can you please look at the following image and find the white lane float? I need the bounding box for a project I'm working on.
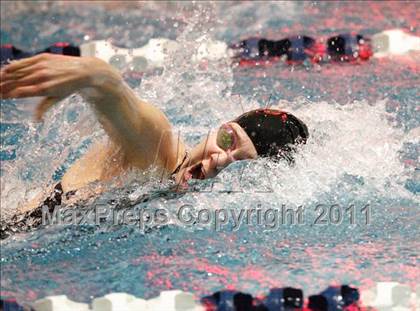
[31,290,204,311]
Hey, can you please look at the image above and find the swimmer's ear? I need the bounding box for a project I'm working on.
[35,96,63,122]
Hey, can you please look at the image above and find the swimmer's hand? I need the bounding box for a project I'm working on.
[0,53,184,174]
[0,53,120,121]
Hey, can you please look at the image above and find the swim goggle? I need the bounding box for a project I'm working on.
[216,124,237,151]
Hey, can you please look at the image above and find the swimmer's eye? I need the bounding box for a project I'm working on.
[217,124,236,151]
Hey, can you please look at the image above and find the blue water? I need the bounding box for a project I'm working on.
[1,1,419,304]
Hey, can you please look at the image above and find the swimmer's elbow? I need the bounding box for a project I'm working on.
[82,57,125,98]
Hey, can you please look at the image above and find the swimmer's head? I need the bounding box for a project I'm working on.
[176,108,308,186]
[234,108,308,158]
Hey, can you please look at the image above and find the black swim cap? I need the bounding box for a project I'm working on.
[234,109,308,159]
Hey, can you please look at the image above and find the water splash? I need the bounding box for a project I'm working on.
[0,1,418,304]
[0,95,102,219]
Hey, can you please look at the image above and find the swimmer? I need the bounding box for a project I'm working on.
[0,53,308,236]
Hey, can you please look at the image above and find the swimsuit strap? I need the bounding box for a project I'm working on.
[171,151,189,176]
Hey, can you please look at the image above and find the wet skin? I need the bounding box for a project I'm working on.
[0,53,257,211]
[175,122,257,187]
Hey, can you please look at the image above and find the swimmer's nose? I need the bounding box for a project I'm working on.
[203,152,233,177]
[210,153,227,168]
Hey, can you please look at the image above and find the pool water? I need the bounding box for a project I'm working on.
[0,1,419,305]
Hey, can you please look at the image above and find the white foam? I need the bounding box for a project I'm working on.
[267,99,412,204]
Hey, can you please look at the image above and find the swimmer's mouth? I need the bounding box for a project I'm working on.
[187,162,206,180]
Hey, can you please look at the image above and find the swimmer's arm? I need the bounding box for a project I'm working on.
[0,54,184,174]
[80,58,182,172]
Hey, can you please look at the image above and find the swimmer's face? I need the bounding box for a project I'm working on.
[175,122,257,187]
